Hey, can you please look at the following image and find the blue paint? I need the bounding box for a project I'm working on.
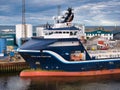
[10,52,14,57]
[19,51,120,71]
[0,38,7,56]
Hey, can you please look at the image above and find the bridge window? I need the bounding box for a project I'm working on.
[70,32,73,35]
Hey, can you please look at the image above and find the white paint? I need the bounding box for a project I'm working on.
[36,23,85,39]
[89,49,120,59]
[49,41,79,47]
[0,53,4,56]
[18,49,120,64]
[16,24,33,46]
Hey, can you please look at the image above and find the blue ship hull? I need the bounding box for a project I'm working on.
[18,7,120,76]
[18,37,120,72]
[19,50,120,71]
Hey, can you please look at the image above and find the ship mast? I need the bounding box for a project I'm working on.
[58,5,61,16]
[57,5,61,23]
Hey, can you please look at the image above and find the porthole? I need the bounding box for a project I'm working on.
[45,66,48,69]
[109,62,114,64]
[56,66,59,69]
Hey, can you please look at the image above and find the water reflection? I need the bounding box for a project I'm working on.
[0,74,31,90]
[0,74,120,90]
[22,74,120,90]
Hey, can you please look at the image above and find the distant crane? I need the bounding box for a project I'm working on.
[22,0,27,43]
[22,0,27,38]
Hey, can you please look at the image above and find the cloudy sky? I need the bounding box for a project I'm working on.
[0,0,120,26]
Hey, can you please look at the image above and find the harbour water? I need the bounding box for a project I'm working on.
[0,73,120,90]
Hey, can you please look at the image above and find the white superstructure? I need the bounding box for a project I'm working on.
[36,23,85,39]
[36,8,85,39]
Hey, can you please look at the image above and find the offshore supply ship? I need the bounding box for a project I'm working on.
[18,8,120,77]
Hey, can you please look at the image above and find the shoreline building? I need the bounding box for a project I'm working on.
[16,24,33,47]
[0,28,16,51]
[85,27,113,40]
[0,29,16,46]
[0,38,6,56]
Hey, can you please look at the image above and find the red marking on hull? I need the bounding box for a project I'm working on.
[20,69,120,77]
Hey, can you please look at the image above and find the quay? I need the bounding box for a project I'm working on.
[0,60,30,73]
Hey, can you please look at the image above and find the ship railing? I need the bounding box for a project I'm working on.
[90,53,120,59]
[88,49,120,53]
